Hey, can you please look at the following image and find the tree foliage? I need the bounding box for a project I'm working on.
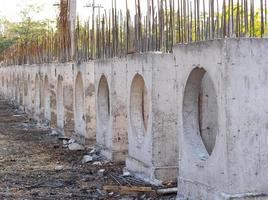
[0,4,52,54]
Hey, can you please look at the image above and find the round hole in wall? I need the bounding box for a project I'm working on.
[24,79,28,96]
[75,72,85,135]
[44,75,51,121]
[34,74,40,114]
[182,68,218,159]
[97,75,110,128]
[130,74,149,140]
[57,75,64,129]
[16,75,20,102]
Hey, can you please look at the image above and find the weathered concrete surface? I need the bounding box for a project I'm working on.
[175,38,268,200]
[95,58,128,161]
[0,97,172,200]
[126,53,178,183]
[74,61,96,141]
[0,62,96,144]
[0,38,268,200]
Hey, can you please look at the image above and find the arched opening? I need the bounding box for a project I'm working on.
[182,68,218,158]
[44,75,51,121]
[6,78,8,93]
[97,75,110,137]
[19,75,23,105]
[75,72,86,136]
[130,74,149,140]
[15,75,19,102]
[24,75,28,97]
[27,74,32,111]
[34,74,40,116]
[2,76,4,88]
[12,73,15,99]
[57,76,64,130]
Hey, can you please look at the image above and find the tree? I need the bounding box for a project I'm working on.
[0,4,55,63]
[5,5,51,43]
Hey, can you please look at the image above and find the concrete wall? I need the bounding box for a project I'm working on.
[126,53,178,183]
[95,58,128,161]
[0,38,267,200]
[0,62,96,143]
[175,39,268,200]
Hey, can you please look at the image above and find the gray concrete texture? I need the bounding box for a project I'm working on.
[0,38,267,200]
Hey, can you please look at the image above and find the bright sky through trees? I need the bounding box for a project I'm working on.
[1,0,263,22]
[2,0,261,23]
[0,0,147,22]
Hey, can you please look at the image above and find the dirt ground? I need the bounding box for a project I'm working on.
[0,98,176,200]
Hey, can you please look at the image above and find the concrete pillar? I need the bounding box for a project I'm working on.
[85,62,96,141]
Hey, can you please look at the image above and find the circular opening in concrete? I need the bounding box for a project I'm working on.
[16,75,20,102]
[27,74,31,107]
[24,76,28,97]
[182,68,218,159]
[75,72,86,136]
[19,75,23,105]
[44,75,51,121]
[130,74,149,140]
[34,74,40,115]
[57,75,64,129]
[12,73,15,98]
[97,75,110,128]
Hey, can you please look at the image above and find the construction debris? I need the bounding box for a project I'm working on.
[54,165,64,171]
[103,185,154,193]
[0,95,177,199]
[81,155,93,164]
[68,142,85,150]
[157,187,178,195]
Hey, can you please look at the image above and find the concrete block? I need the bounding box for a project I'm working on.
[175,39,268,200]
[95,58,128,161]
[126,53,178,183]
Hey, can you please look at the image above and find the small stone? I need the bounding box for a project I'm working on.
[98,169,105,176]
[50,130,59,136]
[55,165,64,171]
[96,188,106,196]
[68,138,76,144]
[93,161,102,166]
[82,155,93,164]
[58,136,70,140]
[123,168,131,177]
[68,143,85,151]
[63,140,69,145]
[89,148,95,154]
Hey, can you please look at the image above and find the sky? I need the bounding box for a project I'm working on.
[0,0,57,22]
[0,0,147,22]
[0,0,261,22]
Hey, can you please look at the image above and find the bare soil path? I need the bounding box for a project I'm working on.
[0,98,176,200]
